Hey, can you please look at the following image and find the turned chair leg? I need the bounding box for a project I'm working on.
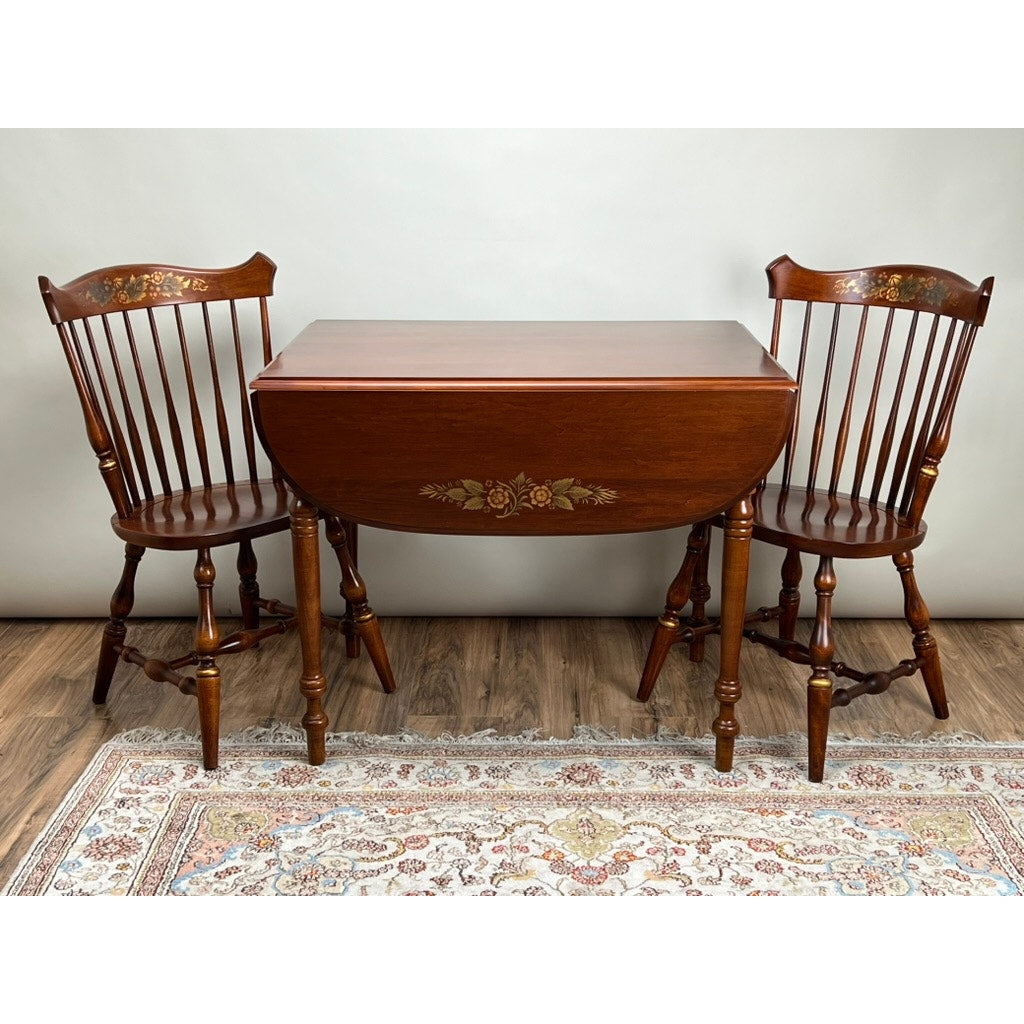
[778,547,802,641]
[324,515,396,693]
[637,521,709,701]
[94,543,145,704]
[807,556,837,783]
[894,550,949,720]
[687,530,712,663]
[237,538,261,633]
[194,548,222,771]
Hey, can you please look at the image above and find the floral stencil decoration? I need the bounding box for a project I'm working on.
[420,472,619,518]
[833,272,949,308]
[85,272,209,307]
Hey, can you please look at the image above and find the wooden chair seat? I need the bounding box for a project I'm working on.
[747,483,926,558]
[111,481,290,550]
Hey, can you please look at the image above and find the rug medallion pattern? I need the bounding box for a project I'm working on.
[6,733,1024,895]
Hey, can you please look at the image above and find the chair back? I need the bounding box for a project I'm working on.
[40,253,279,520]
[764,254,993,527]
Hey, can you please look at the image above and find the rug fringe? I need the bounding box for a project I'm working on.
[109,723,1024,750]
[116,727,206,745]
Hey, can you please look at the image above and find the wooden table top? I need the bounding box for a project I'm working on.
[252,319,793,391]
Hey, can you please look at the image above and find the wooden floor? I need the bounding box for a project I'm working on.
[2,615,1023,883]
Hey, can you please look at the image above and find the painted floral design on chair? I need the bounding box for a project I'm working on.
[85,272,210,306]
[833,271,949,307]
[420,472,619,519]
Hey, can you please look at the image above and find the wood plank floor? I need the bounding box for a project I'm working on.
[2,615,1023,883]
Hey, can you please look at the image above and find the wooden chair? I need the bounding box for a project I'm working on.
[638,254,994,781]
[39,253,395,769]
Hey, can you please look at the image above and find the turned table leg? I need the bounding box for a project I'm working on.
[712,496,754,773]
[637,521,709,702]
[290,496,329,765]
[326,517,396,696]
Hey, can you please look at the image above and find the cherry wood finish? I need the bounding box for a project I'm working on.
[638,255,995,781]
[251,320,797,768]
[38,254,376,770]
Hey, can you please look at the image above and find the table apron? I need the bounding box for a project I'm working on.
[253,387,795,535]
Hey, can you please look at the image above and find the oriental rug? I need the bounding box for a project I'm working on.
[5,727,1024,895]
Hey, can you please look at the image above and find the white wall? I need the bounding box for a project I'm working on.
[3,8,1021,620]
